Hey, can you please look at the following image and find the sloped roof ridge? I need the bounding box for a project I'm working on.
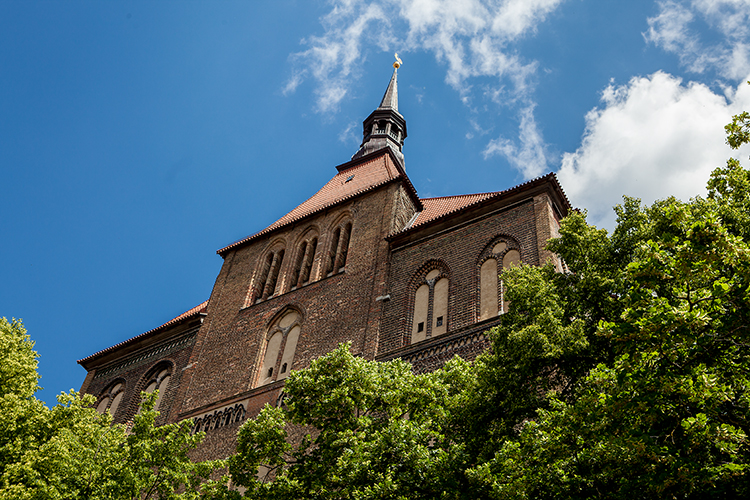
[218,149,421,255]
[390,172,569,238]
[78,300,208,364]
[419,191,502,201]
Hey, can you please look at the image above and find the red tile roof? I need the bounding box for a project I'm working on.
[78,300,208,364]
[412,192,500,228]
[391,172,570,237]
[218,151,410,254]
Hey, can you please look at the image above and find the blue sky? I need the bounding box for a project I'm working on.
[2,0,750,406]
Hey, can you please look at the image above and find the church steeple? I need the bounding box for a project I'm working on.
[379,66,399,112]
[352,55,407,166]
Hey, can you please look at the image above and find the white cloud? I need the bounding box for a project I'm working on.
[558,72,750,230]
[285,0,564,176]
[288,2,392,112]
[484,104,549,178]
[645,0,750,79]
[286,0,562,104]
[338,121,360,144]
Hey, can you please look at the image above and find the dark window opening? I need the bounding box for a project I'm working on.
[436,316,443,327]
[267,367,273,378]
[281,363,288,373]
[417,322,424,333]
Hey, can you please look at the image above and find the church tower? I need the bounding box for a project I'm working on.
[352,56,407,166]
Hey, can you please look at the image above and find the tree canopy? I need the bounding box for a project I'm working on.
[0,317,218,500]
[208,108,750,499]
[6,105,750,499]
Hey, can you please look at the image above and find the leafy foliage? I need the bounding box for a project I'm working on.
[463,108,750,498]
[0,318,218,499]
[204,344,475,499]
[214,105,750,498]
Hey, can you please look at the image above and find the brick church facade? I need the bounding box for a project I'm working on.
[77,65,571,460]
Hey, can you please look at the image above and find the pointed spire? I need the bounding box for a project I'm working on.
[351,55,408,167]
[378,68,398,112]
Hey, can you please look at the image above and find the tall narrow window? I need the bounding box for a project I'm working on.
[334,222,352,272]
[479,240,521,318]
[262,249,285,299]
[259,331,283,386]
[291,232,319,290]
[251,252,274,303]
[433,278,448,336]
[96,381,125,416]
[411,268,449,344]
[291,241,307,288]
[327,227,341,275]
[142,367,171,413]
[327,220,352,275]
[250,248,286,304]
[480,258,499,320]
[412,284,430,343]
[299,237,317,285]
[278,325,300,380]
[257,309,303,387]
[96,395,110,414]
[109,385,124,416]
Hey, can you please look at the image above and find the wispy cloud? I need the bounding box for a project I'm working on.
[645,0,750,79]
[338,121,360,145]
[288,0,562,107]
[558,72,750,230]
[285,0,564,177]
[483,103,548,178]
[288,2,392,112]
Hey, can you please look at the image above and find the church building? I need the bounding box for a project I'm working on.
[77,62,571,460]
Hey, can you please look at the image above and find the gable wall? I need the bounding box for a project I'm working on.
[378,198,542,358]
[174,181,416,417]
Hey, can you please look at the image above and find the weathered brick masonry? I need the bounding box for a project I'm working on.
[78,67,571,462]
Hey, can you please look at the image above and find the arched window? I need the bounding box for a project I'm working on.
[411,266,450,344]
[257,309,303,387]
[142,365,172,413]
[326,220,352,275]
[96,381,125,416]
[249,244,286,304]
[479,239,522,320]
[291,232,318,289]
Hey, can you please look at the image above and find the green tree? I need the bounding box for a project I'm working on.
[463,110,750,498]
[204,343,476,500]
[0,318,219,499]
[209,107,750,499]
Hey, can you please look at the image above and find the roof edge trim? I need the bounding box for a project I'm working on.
[386,172,569,240]
[217,148,422,255]
[77,300,208,366]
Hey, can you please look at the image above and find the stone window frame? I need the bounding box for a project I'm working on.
[95,378,126,418]
[131,360,175,419]
[324,214,353,276]
[288,227,320,292]
[255,306,304,388]
[407,260,451,345]
[247,238,288,305]
[476,236,522,321]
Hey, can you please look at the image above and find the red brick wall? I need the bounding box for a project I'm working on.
[77,173,567,463]
[378,198,542,356]
[81,324,199,426]
[174,181,417,420]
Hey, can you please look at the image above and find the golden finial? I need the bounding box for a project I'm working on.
[393,53,402,69]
